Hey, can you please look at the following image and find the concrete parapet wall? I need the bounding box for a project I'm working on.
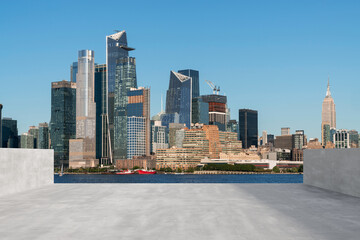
[0,148,54,197]
[304,149,360,198]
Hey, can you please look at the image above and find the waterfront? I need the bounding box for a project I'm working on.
[54,173,302,183]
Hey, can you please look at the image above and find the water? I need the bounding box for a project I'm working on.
[55,174,303,184]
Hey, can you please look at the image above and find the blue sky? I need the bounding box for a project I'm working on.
[1,0,359,138]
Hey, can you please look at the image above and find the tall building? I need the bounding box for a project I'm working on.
[20,133,34,149]
[292,131,304,150]
[169,123,187,147]
[201,94,227,131]
[150,120,169,154]
[321,122,331,146]
[94,64,110,165]
[333,129,349,149]
[113,57,137,160]
[226,120,238,134]
[28,126,39,148]
[126,87,150,159]
[192,97,209,125]
[262,131,267,145]
[321,78,336,144]
[70,62,78,83]
[274,135,293,149]
[106,30,134,160]
[281,127,290,136]
[238,109,258,148]
[1,118,18,148]
[38,123,49,149]
[50,80,76,168]
[166,71,192,128]
[348,130,359,148]
[0,104,2,147]
[69,50,97,168]
[178,69,199,98]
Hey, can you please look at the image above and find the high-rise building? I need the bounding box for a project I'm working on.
[226,120,238,134]
[238,109,258,148]
[106,30,134,160]
[38,123,49,149]
[70,62,78,83]
[292,131,304,150]
[166,71,192,128]
[69,50,98,168]
[192,97,209,125]
[281,127,290,136]
[169,123,187,147]
[150,120,169,154]
[322,78,336,145]
[95,64,110,165]
[201,94,227,131]
[274,135,293,149]
[178,69,199,98]
[1,118,18,148]
[50,80,76,168]
[333,129,349,149]
[20,133,34,149]
[0,104,2,147]
[321,122,331,146]
[113,57,137,160]
[262,131,267,145]
[126,87,150,159]
[28,126,39,148]
[267,134,275,145]
[349,130,359,148]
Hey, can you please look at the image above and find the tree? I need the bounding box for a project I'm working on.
[272,166,280,173]
[298,165,303,173]
[165,167,173,172]
[133,166,140,170]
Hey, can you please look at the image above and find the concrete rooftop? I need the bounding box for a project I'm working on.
[1,184,360,240]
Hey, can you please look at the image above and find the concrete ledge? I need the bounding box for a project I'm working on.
[304,149,360,198]
[0,148,54,197]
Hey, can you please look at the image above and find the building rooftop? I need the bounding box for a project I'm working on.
[0,184,359,239]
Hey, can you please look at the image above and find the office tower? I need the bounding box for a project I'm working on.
[20,133,34,149]
[2,118,18,148]
[292,130,304,150]
[169,123,187,147]
[348,130,359,148]
[69,50,97,168]
[201,94,227,131]
[281,127,290,136]
[113,57,137,160]
[38,123,49,149]
[192,97,209,125]
[150,120,169,154]
[50,80,76,168]
[321,123,331,146]
[262,131,267,145]
[322,78,336,144]
[166,71,192,128]
[28,126,39,148]
[70,62,78,83]
[0,104,2,147]
[226,120,238,134]
[95,64,110,165]
[126,87,150,159]
[106,30,134,160]
[238,109,258,148]
[333,129,349,148]
[178,69,199,98]
[161,112,180,128]
[267,134,275,145]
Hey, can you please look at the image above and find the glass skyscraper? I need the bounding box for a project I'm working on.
[70,62,78,83]
[28,126,39,149]
[178,69,199,98]
[192,97,209,125]
[50,80,76,168]
[165,71,192,128]
[38,122,49,149]
[238,109,258,148]
[150,120,169,154]
[1,117,18,148]
[114,57,137,160]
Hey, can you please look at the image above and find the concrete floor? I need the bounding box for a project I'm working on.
[0,184,360,240]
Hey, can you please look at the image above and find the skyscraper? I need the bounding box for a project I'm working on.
[38,123,49,149]
[178,69,199,98]
[262,130,267,145]
[333,129,349,148]
[238,109,258,148]
[150,120,169,154]
[69,50,97,168]
[1,118,18,148]
[50,80,76,168]
[113,57,137,160]
[106,30,134,159]
[95,64,110,165]
[321,78,336,145]
[281,127,290,136]
[201,94,227,131]
[20,133,34,149]
[165,71,192,128]
[70,62,78,83]
[28,126,39,148]
[192,97,209,125]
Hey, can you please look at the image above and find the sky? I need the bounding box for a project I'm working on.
[0,0,360,139]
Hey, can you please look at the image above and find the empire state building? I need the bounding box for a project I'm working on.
[321,78,336,145]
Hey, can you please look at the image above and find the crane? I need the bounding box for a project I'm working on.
[205,80,220,95]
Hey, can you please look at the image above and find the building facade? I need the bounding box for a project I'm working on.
[281,127,290,136]
[333,129,350,149]
[70,62,78,83]
[238,109,258,148]
[201,95,227,131]
[38,123,49,149]
[192,97,209,125]
[178,69,199,99]
[150,120,169,154]
[50,80,76,168]
[20,133,34,149]
[28,126,39,149]
[1,118,18,148]
[321,78,336,145]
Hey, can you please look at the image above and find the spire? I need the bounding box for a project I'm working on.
[326,76,331,97]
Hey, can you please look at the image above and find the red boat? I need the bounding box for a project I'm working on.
[116,169,134,175]
[137,169,156,174]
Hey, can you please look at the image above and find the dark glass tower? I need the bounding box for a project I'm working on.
[165,71,192,128]
[50,80,76,168]
[178,69,199,98]
[70,62,78,83]
[38,123,49,149]
[113,57,137,160]
[238,109,258,148]
[1,118,18,148]
[192,97,209,124]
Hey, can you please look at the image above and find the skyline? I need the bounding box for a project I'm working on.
[1,0,360,138]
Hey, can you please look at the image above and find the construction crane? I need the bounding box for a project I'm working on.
[205,80,220,95]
